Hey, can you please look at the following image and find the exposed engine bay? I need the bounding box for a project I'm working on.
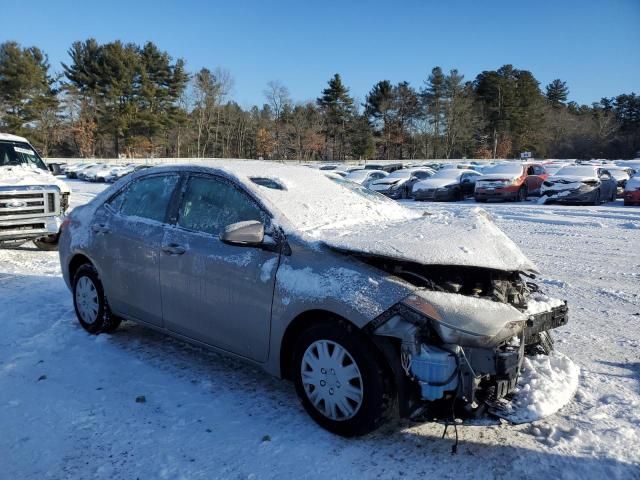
[357,253,569,422]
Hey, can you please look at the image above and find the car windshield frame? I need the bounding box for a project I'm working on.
[0,140,48,170]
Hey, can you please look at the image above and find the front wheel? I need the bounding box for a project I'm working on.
[292,322,394,436]
[591,189,601,206]
[73,264,121,334]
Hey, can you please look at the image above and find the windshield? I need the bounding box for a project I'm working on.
[346,170,370,181]
[554,166,598,177]
[431,170,463,180]
[483,163,523,175]
[0,141,47,170]
[388,170,413,178]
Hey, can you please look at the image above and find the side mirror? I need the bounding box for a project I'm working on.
[220,220,264,246]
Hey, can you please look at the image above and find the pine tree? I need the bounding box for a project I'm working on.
[364,80,394,158]
[545,79,569,106]
[421,67,446,157]
[0,41,58,140]
[317,74,354,160]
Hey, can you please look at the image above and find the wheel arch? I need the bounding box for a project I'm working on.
[68,253,94,281]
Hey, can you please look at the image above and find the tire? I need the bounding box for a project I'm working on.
[475,197,487,203]
[72,264,121,334]
[517,186,527,202]
[591,189,601,206]
[33,234,59,251]
[292,321,394,436]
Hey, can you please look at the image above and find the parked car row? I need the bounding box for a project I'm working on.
[64,162,152,183]
[328,159,639,206]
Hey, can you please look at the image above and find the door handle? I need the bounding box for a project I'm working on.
[91,223,110,234]
[162,243,186,255]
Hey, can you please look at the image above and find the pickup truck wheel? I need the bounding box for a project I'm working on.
[33,235,59,251]
[73,264,121,334]
[292,322,394,436]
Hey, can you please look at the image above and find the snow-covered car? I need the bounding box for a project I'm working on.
[345,169,388,188]
[0,133,71,249]
[105,164,151,183]
[412,169,482,201]
[59,162,569,436]
[369,168,435,199]
[65,162,94,179]
[84,164,118,182]
[78,164,106,181]
[623,175,640,206]
[474,163,548,202]
[540,165,617,205]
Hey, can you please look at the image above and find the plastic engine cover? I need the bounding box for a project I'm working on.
[410,345,459,401]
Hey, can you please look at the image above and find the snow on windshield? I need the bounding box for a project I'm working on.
[432,169,463,179]
[346,170,370,180]
[554,166,598,177]
[388,170,413,178]
[484,163,524,175]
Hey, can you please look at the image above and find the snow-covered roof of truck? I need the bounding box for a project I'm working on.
[0,133,30,143]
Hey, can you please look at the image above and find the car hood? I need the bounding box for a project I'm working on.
[547,175,598,183]
[314,208,538,274]
[0,165,70,193]
[371,178,406,187]
[413,178,457,190]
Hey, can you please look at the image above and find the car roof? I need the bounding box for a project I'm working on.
[0,132,30,143]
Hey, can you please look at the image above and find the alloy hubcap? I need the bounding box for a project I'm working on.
[301,340,364,421]
[75,276,99,324]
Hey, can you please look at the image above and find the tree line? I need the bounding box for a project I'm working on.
[0,39,638,160]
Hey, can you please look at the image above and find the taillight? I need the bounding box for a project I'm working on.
[60,217,71,231]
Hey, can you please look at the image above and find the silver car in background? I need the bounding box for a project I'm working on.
[58,162,568,436]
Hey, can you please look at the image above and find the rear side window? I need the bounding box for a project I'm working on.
[177,176,265,235]
[110,175,179,223]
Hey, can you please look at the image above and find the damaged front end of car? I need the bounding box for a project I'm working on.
[360,258,569,420]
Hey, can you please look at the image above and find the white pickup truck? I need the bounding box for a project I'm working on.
[0,133,70,250]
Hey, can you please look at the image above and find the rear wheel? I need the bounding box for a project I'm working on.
[73,264,121,334]
[292,322,394,436]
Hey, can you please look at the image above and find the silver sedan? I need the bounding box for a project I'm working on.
[58,162,568,436]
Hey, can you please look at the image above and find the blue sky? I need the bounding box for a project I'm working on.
[3,0,639,107]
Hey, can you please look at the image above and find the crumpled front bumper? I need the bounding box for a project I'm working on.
[372,301,569,417]
[542,187,598,203]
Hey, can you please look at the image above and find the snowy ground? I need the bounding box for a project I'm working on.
[1,179,639,479]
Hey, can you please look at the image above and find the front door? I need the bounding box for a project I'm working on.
[160,174,279,362]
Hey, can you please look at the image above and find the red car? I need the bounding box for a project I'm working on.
[475,163,548,202]
[624,176,640,206]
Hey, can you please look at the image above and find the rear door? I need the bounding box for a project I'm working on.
[97,173,180,326]
[159,174,279,362]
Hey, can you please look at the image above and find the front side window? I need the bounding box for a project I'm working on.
[177,176,265,236]
[111,175,179,223]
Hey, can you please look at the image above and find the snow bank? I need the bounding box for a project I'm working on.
[494,352,579,424]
